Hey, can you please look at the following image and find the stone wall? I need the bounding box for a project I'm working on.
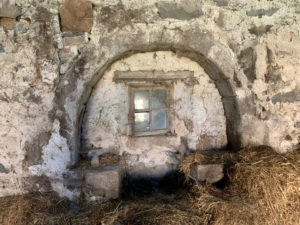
[0,0,299,199]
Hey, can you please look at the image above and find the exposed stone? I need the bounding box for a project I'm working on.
[97,1,148,32]
[58,47,78,60]
[271,91,300,104]
[216,11,241,31]
[33,7,57,61]
[22,90,41,104]
[59,0,93,33]
[63,169,83,190]
[157,1,203,20]
[0,163,9,174]
[15,19,29,33]
[264,47,282,83]
[238,94,257,116]
[0,0,21,18]
[40,60,59,85]
[238,47,257,83]
[60,61,71,74]
[265,66,282,83]
[0,17,16,30]
[0,44,4,53]
[193,164,224,183]
[15,23,26,33]
[63,35,86,46]
[85,164,121,200]
[177,144,186,160]
[249,24,273,36]
[255,44,268,81]
[213,0,228,7]
[24,132,51,166]
[98,3,147,32]
[246,8,279,18]
[0,93,9,102]
[233,72,242,87]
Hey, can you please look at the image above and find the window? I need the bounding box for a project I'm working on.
[130,87,171,136]
[114,69,194,136]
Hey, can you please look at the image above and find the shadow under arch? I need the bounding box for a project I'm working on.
[77,45,241,153]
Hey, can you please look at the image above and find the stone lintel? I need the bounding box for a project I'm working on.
[113,70,194,82]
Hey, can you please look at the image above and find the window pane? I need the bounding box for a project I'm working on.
[134,90,149,110]
[152,90,167,108]
[152,111,167,130]
[135,112,150,132]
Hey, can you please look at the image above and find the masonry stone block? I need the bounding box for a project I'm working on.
[0,17,15,30]
[63,35,86,46]
[157,1,203,20]
[213,0,228,7]
[0,0,21,18]
[85,164,121,200]
[0,163,9,174]
[193,164,224,183]
[246,8,279,18]
[59,0,93,33]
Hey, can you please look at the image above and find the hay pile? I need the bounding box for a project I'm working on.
[181,145,300,225]
[0,146,299,225]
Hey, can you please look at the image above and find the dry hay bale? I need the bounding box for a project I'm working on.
[0,192,69,225]
[181,146,300,225]
[89,191,211,225]
[225,146,300,225]
[0,192,91,225]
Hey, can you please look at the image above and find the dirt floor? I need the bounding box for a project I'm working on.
[0,146,299,225]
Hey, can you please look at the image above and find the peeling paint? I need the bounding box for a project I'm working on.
[29,120,71,179]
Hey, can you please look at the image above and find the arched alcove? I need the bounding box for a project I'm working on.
[54,43,241,169]
[78,51,237,179]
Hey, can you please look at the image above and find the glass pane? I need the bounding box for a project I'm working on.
[152,90,167,109]
[152,111,167,130]
[134,90,149,110]
[135,112,150,132]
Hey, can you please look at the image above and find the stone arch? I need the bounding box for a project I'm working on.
[80,49,240,150]
[55,44,241,165]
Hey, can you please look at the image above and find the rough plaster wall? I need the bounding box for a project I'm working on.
[82,51,227,176]
[0,0,299,198]
[0,5,61,196]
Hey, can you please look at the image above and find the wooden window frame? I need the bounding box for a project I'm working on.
[129,84,173,137]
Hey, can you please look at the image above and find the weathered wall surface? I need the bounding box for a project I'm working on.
[0,0,299,198]
[82,51,227,177]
